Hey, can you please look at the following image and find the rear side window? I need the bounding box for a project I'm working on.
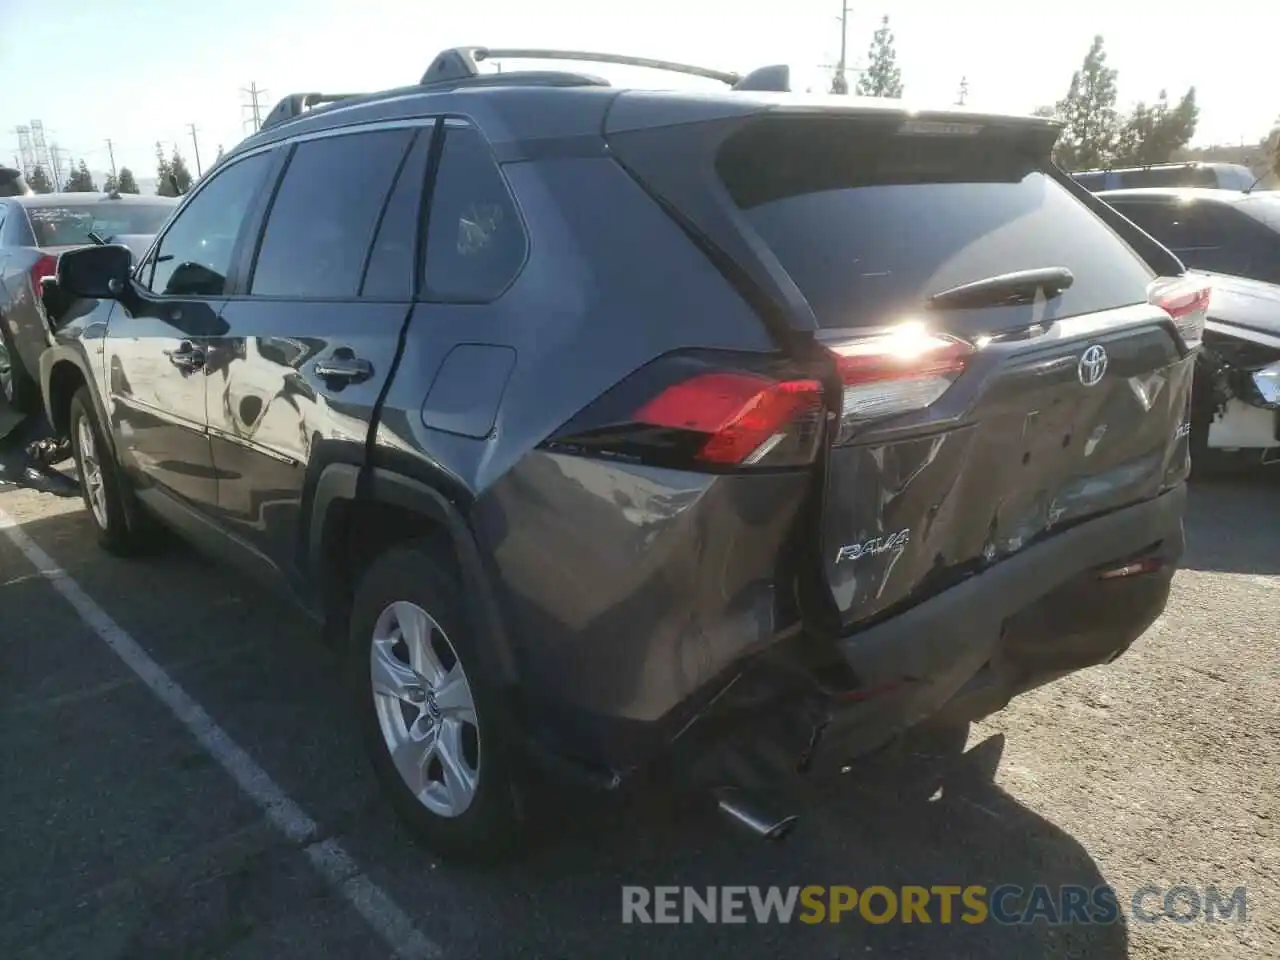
[251,129,414,298]
[716,119,1155,329]
[422,125,526,301]
[1110,201,1191,248]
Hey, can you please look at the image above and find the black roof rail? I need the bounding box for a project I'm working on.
[260,92,363,132]
[259,46,793,136]
[420,46,790,92]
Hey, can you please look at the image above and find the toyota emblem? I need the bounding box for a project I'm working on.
[1078,344,1108,387]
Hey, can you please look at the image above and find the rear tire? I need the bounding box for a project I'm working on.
[68,386,152,555]
[0,319,38,414]
[348,541,530,862]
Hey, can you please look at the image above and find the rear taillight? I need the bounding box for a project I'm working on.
[30,253,58,293]
[545,361,825,470]
[827,324,974,442]
[634,372,823,465]
[1150,277,1210,349]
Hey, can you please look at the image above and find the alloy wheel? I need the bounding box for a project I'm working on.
[370,600,482,818]
[76,414,109,528]
[0,339,13,403]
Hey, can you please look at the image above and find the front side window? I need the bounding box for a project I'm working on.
[250,129,414,298]
[422,125,527,301]
[144,152,272,297]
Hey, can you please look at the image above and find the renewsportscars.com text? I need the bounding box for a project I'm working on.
[621,885,1248,925]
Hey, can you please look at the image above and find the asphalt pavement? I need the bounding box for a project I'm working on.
[1,403,1277,960]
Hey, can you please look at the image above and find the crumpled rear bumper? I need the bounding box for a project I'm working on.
[658,484,1185,784]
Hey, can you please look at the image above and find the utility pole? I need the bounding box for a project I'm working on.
[833,3,853,94]
[50,144,68,191]
[105,138,117,179]
[956,76,969,106]
[241,82,266,133]
[187,123,203,176]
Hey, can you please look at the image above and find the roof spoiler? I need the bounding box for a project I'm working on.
[259,46,791,133]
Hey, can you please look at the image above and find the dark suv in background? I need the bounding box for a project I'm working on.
[44,47,1203,861]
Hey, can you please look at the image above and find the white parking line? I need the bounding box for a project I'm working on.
[0,507,441,960]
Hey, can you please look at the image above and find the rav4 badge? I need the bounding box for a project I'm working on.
[835,529,911,564]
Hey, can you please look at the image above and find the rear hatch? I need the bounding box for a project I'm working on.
[607,103,1202,631]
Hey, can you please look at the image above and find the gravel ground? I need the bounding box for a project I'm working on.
[1,406,1277,959]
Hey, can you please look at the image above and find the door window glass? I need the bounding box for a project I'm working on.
[251,129,414,298]
[145,152,271,297]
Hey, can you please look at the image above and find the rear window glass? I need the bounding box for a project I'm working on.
[716,119,1154,329]
[28,202,174,247]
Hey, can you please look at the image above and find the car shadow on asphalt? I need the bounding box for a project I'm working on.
[464,724,1132,958]
[0,439,1134,959]
[1184,471,1280,575]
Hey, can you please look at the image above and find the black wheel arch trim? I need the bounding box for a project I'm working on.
[40,345,118,458]
[308,462,519,686]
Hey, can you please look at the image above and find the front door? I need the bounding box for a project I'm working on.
[106,150,275,517]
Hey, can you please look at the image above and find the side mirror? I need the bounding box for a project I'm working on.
[56,243,134,300]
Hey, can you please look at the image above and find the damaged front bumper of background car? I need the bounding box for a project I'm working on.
[1197,321,1280,464]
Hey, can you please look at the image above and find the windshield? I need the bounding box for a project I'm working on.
[1239,194,1280,231]
[27,202,174,247]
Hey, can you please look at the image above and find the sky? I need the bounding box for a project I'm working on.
[2,0,1277,186]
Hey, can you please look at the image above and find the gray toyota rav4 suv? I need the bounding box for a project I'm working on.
[42,48,1201,861]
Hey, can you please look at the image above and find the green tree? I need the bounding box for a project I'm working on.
[169,147,193,195]
[855,16,903,98]
[116,167,140,194]
[103,173,118,193]
[64,160,97,192]
[27,165,53,193]
[1113,87,1199,167]
[156,141,177,196]
[1054,35,1120,170]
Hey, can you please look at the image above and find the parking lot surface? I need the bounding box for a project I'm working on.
[1,411,1277,959]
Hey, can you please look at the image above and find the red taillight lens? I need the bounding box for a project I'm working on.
[635,372,823,465]
[546,361,826,471]
[30,253,58,293]
[1150,277,1210,349]
[827,325,974,440]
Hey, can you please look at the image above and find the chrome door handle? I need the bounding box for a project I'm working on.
[314,356,373,383]
[165,341,205,371]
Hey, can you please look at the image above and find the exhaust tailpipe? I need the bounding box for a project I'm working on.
[713,786,798,841]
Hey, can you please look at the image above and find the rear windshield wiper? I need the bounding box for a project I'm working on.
[927,266,1074,311]
[87,231,107,245]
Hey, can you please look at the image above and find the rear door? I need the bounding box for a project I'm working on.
[206,124,425,585]
[610,109,1199,630]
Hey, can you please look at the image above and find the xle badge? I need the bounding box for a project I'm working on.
[835,529,911,564]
